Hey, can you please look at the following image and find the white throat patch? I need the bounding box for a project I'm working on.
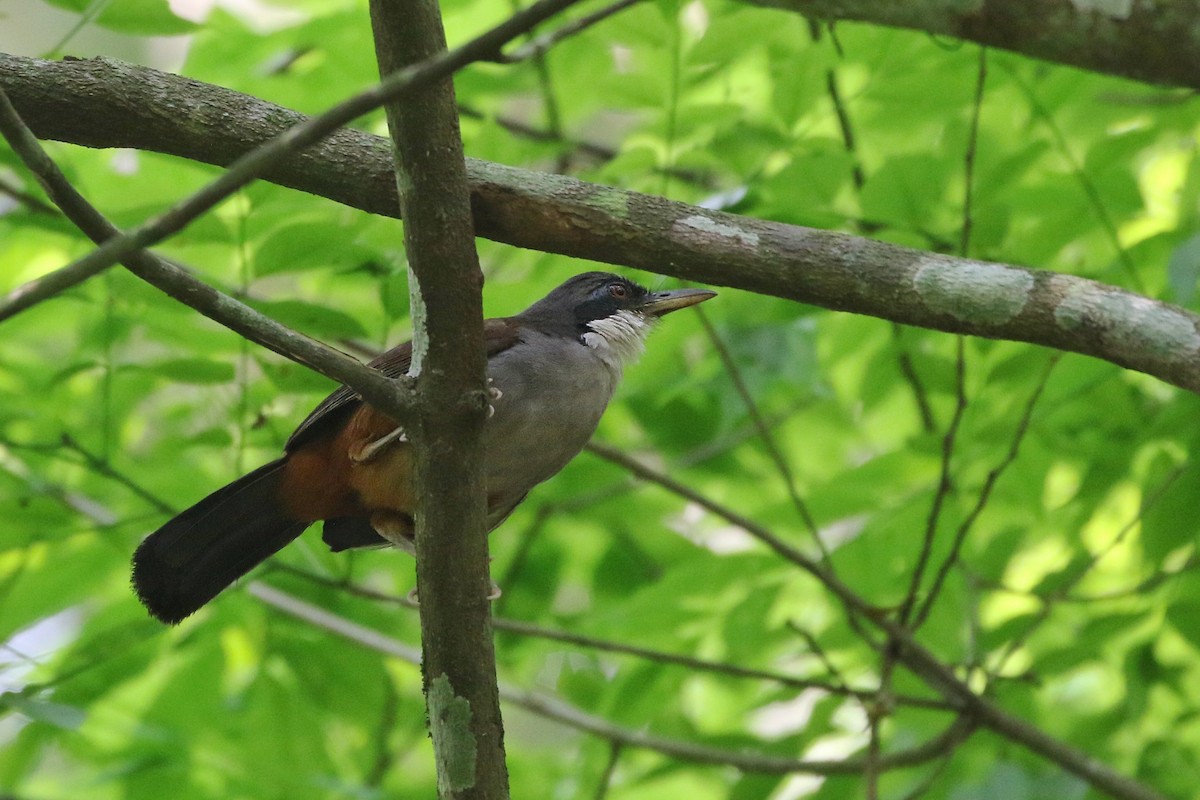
[582,309,655,372]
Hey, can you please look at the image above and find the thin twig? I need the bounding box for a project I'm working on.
[996,459,1187,670]
[898,337,967,625]
[274,563,955,711]
[891,325,937,433]
[499,0,643,63]
[786,621,851,690]
[0,434,176,516]
[593,742,623,800]
[901,50,988,628]
[582,442,1169,800]
[695,306,828,558]
[59,434,176,515]
[1069,551,1198,603]
[0,174,57,215]
[808,20,864,189]
[0,88,420,427]
[457,101,717,186]
[502,0,567,171]
[0,0,587,320]
[958,49,987,258]
[897,750,955,800]
[912,355,1058,631]
[248,582,973,776]
[1005,65,1143,293]
[813,20,935,432]
[865,658,897,800]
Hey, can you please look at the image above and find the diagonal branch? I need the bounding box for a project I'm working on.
[911,355,1059,632]
[4,53,1198,396]
[747,0,1200,91]
[0,87,419,427]
[584,442,1168,800]
[694,307,827,557]
[248,582,976,776]
[272,562,956,711]
[0,0,582,321]
[496,0,644,64]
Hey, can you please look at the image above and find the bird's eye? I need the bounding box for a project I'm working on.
[608,283,627,299]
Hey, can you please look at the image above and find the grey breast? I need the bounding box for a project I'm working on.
[482,329,620,517]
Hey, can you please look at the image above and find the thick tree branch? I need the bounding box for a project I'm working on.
[0,87,419,427]
[751,0,1200,91]
[368,0,509,796]
[3,53,1196,397]
[0,0,582,321]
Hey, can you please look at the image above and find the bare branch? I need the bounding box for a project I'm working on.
[995,459,1187,671]
[456,102,718,187]
[273,562,956,711]
[1005,64,1142,292]
[498,0,644,64]
[694,306,827,557]
[592,742,622,800]
[584,442,1170,800]
[0,87,419,428]
[248,582,975,776]
[5,53,1197,396]
[0,0,583,321]
[890,325,936,433]
[0,173,56,214]
[899,337,968,626]
[912,355,1059,632]
[59,434,176,516]
[751,0,1200,91]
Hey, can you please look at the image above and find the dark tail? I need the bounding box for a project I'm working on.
[132,459,309,624]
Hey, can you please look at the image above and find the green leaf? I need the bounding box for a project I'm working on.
[253,218,377,277]
[1167,600,1200,651]
[1,694,86,730]
[132,358,236,384]
[244,298,369,340]
[1168,233,1200,306]
[45,0,197,36]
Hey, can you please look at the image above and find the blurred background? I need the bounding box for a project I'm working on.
[2,0,1199,798]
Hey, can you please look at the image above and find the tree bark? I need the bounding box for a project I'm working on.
[753,0,1200,91]
[3,53,1198,398]
[366,2,509,797]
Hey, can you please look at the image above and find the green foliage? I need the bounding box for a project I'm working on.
[3,0,1200,798]
[42,0,197,36]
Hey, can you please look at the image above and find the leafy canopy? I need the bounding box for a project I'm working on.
[2,0,1200,798]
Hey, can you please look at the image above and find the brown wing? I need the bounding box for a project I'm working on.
[284,318,523,453]
[284,342,413,452]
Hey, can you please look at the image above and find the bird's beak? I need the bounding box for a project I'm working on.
[638,287,717,317]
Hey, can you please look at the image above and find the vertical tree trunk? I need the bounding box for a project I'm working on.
[368,1,510,797]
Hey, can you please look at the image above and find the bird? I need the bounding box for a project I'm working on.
[132,272,716,624]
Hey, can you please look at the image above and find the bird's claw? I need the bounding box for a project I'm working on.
[486,378,503,418]
[350,426,408,463]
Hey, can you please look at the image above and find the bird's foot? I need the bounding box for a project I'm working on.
[350,426,408,463]
[486,378,502,418]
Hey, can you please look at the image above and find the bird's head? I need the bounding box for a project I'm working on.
[518,272,716,370]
